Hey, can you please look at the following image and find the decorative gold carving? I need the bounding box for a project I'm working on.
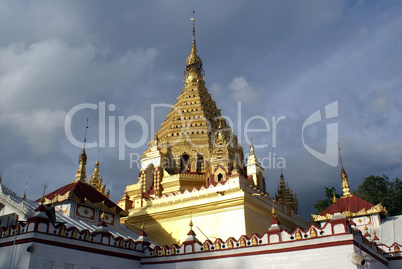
[228,240,233,249]
[59,227,65,236]
[72,230,77,239]
[171,247,176,255]
[215,242,220,250]
[310,228,317,238]
[395,245,400,252]
[240,238,246,247]
[311,202,387,222]
[84,232,90,241]
[252,237,257,246]
[295,230,302,240]
[204,243,209,251]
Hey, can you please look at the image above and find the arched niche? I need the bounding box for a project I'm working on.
[145,164,155,193]
[180,154,190,173]
[196,154,204,174]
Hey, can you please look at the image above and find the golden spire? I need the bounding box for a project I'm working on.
[184,11,204,85]
[339,146,351,197]
[75,119,89,183]
[22,182,28,200]
[272,201,277,218]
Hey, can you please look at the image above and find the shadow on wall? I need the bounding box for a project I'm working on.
[123,209,177,246]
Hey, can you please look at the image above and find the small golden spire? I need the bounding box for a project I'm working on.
[272,201,277,218]
[141,221,145,231]
[332,189,338,204]
[250,137,255,155]
[40,185,48,204]
[22,182,28,200]
[75,148,87,182]
[75,119,89,183]
[364,225,368,231]
[89,159,105,194]
[372,230,376,235]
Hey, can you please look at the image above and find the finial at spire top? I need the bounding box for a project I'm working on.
[184,11,204,85]
[83,118,89,149]
[191,10,195,38]
[75,119,89,183]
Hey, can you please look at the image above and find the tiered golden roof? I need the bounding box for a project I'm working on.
[274,172,298,214]
[144,21,245,186]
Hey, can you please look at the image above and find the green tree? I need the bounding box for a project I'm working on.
[313,187,341,214]
[356,175,402,216]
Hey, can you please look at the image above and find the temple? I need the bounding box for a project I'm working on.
[0,16,400,269]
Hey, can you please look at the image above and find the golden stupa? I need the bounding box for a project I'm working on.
[119,18,308,245]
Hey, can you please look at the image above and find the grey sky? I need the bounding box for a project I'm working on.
[0,0,401,218]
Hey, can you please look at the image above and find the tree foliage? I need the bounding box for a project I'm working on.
[356,175,402,216]
[313,175,402,216]
[313,187,341,214]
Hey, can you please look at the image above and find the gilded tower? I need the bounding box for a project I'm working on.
[119,19,309,245]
